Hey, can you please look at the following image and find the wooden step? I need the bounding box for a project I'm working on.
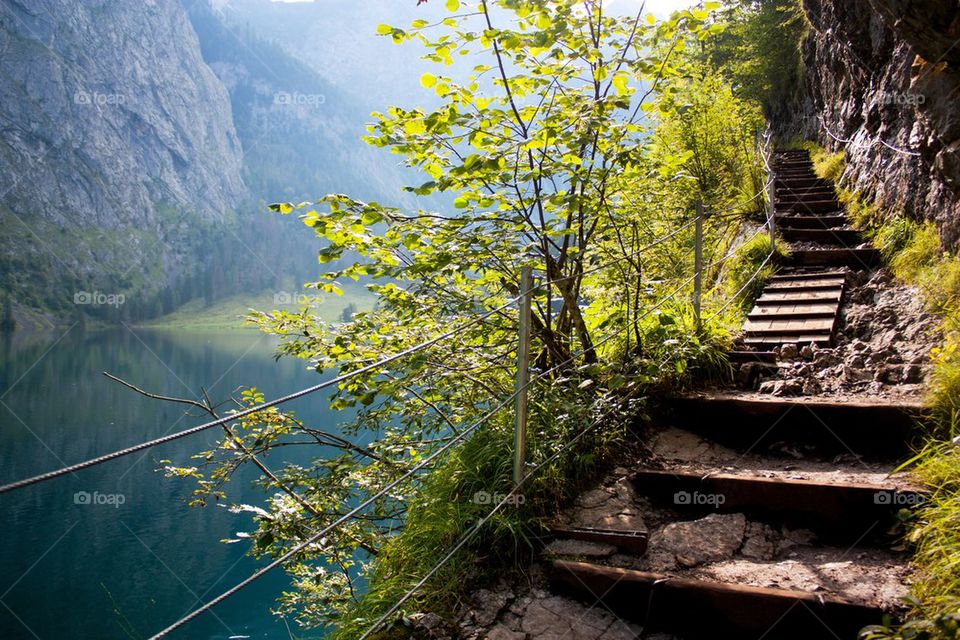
[776,200,841,214]
[774,214,848,229]
[783,248,881,268]
[768,270,847,282]
[756,289,843,303]
[779,228,861,245]
[663,394,924,456]
[548,526,649,554]
[630,469,923,541]
[763,280,845,292]
[748,303,838,319]
[744,334,833,349]
[550,560,887,640]
[775,178,830,189]
[744,317,836,333]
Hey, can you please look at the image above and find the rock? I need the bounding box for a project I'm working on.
[485,625,525,640]
[779,344,799,360]
[778,528,816,554]
[758,380,779,394]
[742,522,779,560]
[0,0,247,311]
[802,378,822,395]
[651,513,747,567]
[773,379,804,396]
[843,366,871,383]
[875,364,902,384]
[472,589,513,627]
[800,345,815,361]
[903,364,924,383]
[520,596,632,640]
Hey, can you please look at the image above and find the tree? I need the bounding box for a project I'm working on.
[162,0,766,631]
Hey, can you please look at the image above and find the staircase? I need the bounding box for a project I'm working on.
[534,149,921,640]
[742,149,879,351]
[544,394,923,639]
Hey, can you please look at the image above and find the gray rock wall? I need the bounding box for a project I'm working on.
[784,0,960,246]
[0,0,246,307]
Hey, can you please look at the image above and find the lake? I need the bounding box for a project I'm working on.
[0,326,353,640]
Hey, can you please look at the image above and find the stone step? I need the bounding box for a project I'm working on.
[550,560,890,640]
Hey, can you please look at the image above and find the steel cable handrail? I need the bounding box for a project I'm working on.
[147,264,703,639]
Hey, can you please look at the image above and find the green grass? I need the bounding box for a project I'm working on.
[141,281,378,330]
[330,384,630,640]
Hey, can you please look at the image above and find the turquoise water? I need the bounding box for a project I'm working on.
[0,327,352,639]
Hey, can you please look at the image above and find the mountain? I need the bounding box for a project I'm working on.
[0,0,247,323]
[0,0,428,327]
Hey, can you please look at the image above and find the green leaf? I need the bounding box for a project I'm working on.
[376,23,393,35]
[445,0,460,11]
[421,73,438,88]
[612,73,630,96]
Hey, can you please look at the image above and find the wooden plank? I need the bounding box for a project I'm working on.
[757,290,843,303]
[664,394,924,456]
[745,318,835,332]
[744,334,832,346]
[769,269,847,281]
[549,560,886,640]
[783,248,881,268]
[630,469,924,541]
[748,303,838,318]
[774,214,847,229]
[764,278,846,290]
[779,228,861,245]
[549,527,649,554]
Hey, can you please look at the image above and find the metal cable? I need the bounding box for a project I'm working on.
[0,298,521,495]
[147,264,703,639]
[355,396,624,640]
[0,217,709,496]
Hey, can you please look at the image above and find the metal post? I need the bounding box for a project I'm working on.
[513,265,532,487]
[693,200,703,333]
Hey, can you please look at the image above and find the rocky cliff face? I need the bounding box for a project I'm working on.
[0,0,246,318]
[786,0,960,246]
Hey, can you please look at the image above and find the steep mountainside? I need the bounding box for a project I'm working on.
[184,0,417,206]
[785,0,960,246]
[0,0,247,321]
